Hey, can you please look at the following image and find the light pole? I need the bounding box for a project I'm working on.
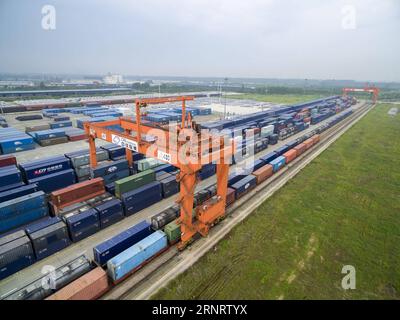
[224,77,228,119]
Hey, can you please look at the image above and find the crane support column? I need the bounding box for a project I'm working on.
[216,162,230,204]
[88,134,98,168]
[178,171,197,249]
[124,129,133,167]
[181,99,186,129]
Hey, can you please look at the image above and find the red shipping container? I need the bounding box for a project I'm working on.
[68,134,88,142]
[303,138,314,150]
[303,117,311,123]
[252,164,273,184]
[0,155,17,168]
[50,177,105,210]
[46,267,109,300]
[283,149,297,164]
[226,187,236,206]
[294,143,307,156]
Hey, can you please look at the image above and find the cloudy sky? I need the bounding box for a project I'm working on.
[0,0,399,82]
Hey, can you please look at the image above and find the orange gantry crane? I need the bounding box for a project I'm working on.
[84,96,234,249]
[343,85,380,104]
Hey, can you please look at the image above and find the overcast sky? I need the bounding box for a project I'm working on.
[0,0,399,82]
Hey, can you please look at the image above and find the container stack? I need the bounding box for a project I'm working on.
[121,180,162,216]
[49,177,106,215]
[151,205,180,231]
[93,220,153,266]
[29,128,68,147]
[90,159,130,185]
[76,116,116,129]
[89,111,123,118]
[63,127,87,141]
[157,173,179,198]
[135,158,163,172]
[0,127,35,154]
[65,148,109,182]
[25,124,51,133]
[0,230,35,280]
[0,164,24,193]
[0,191,49,234]
[113,169,163,216]
[197,163,216,180]
[100,143,126,160]
[25,216,71,260]
[48,179,124,242]
[19,156,76,193]
[49,120,73,129]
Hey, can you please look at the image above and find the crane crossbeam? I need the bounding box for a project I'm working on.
[85,96,234,248]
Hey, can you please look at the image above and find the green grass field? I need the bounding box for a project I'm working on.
[154,104,400,300]
[226,93,324,104]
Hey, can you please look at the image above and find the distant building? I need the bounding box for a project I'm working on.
[103,74,124,85]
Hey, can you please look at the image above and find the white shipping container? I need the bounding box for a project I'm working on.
[260,125,274,137]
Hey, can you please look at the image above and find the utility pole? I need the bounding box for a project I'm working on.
[224,77,228,119]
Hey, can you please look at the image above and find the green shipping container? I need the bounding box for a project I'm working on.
[115,169,156,198]
[164,220,181,243]
[137,158,161,172]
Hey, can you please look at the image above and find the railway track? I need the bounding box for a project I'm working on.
[101,101,373,300]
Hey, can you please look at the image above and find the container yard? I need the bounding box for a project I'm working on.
[1,0,399,307]
[0,92,370,300]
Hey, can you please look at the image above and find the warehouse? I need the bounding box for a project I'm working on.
[0,88,133,98]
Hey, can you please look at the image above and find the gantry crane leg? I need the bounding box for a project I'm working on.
[178,171,198,250]
[196,162,230,236]
[124,129,133,167]
[88,134,98,168]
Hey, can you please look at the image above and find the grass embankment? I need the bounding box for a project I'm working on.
[226,93,324,104]
[153,104,400,300]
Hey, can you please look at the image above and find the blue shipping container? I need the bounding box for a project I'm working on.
[28,221,71,260]
[102,168,130,185]
[93,220,153,266]
[19,156,71,180]
[230,175,257,199]
[90,159,129,178]
[65,209,100,242]
[270,156,286,172]
[107,230,167,282]
[93,199,124,229]
[31,129,65,141]
[0,165,22,188]
[49,121,73,129]
[0,207,48,234]
[0,191,46,220]
[260,152,278,163]
[0,236,35,280]
[0,184,38,203]
[122,181,162,216]
[28,169,76,194]
[274,145,290,156]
